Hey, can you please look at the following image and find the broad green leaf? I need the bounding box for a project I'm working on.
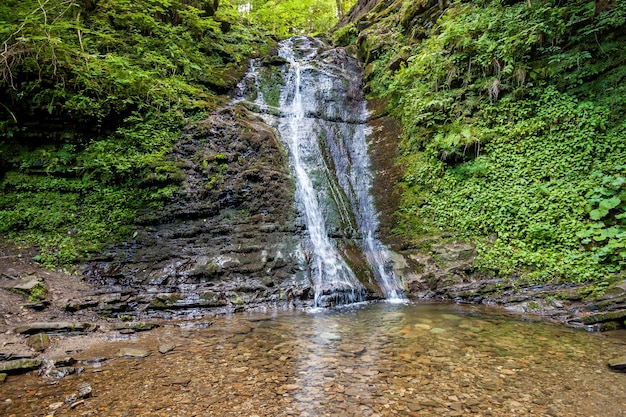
[589,208,609,220]
[599,197,621,210]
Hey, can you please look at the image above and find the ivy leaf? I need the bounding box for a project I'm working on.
[599,196,621,210]
[611,177,625,187]
[590,208,609,220]
[600,227,620,239]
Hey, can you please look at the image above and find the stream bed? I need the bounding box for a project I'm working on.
[1,302,625,417]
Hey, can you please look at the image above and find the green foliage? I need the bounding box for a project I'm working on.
[577,167,626,268]
[366,0,626,282]
[233,0,351,37]
[0,110,183,265]
[333,22,358,46]
[0,0,279,265]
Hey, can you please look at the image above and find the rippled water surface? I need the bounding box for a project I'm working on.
[1,302,625,416]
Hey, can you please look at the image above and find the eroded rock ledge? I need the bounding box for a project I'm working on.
[80,105,311,318]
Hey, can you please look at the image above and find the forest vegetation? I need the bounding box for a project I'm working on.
[1,0,624,288]
[0,0,351,266]
[335,0,625,284]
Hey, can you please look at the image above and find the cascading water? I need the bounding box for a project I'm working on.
[236,36,404,306]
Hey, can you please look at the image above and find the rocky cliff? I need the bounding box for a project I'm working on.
[81,105,311,317]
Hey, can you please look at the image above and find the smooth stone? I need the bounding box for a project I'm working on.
[27,333,50,352]
[337,344,367,355]
[48,402,64,411]
[7,278,41,291]
[429,328,446,334]
[408,402,423,411]
[158,342,176,354]
[0,373,6,383]
[116,348,150,358]
[0,358,42,374]
[414,323,432,330]
[170,377,191,385]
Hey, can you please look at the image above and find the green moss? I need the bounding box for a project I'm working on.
[11,281,47,302]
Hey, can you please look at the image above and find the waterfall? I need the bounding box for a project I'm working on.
[236,36,404,306]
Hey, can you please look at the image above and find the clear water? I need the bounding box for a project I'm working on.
[2,303,625,416]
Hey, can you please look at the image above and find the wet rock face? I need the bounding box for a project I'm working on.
[83,105,310,317]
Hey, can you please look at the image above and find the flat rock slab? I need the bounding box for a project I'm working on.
[6,278,41,291]
[116,348,150,358]
[113,322,159,332]
[14,322,97,334]
[573,310,626,326]
[0,358,42,374]
[0,350,36,361]
[608,356,626,372]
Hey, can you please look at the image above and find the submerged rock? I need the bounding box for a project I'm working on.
[116,348,150,358]
[158,342,176,354]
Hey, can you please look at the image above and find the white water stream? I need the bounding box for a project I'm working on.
[237,36,404,306]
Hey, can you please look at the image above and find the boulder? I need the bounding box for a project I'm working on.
[27,333,50,352]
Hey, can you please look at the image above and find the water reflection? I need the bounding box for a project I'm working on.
[1,302,625,417]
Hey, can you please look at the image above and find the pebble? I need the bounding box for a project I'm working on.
[0,304,624,417]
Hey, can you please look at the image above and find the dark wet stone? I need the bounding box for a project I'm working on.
[14,322,97,334]
[114,322,159,332]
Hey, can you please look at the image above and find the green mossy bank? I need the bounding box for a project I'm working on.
[335,0,625,291]
[0,0,349,266]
